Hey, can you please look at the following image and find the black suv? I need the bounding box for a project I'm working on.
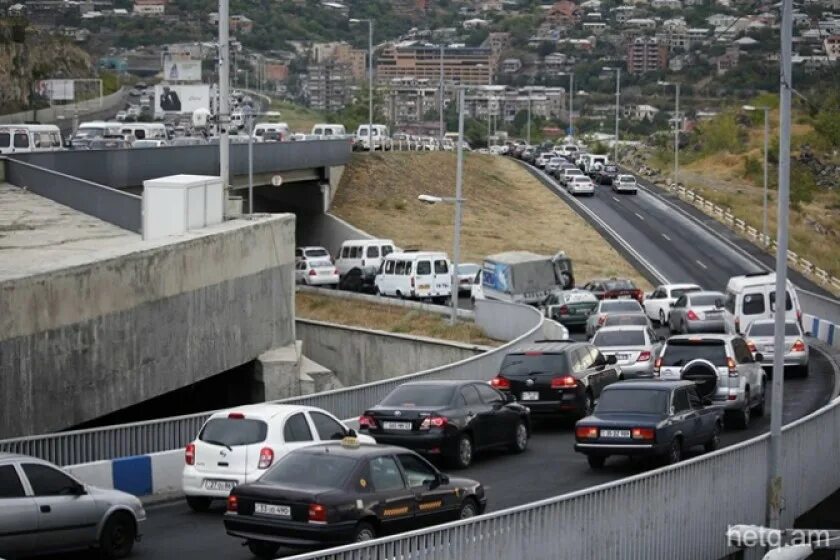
[491,341,620,418]
[595,163,620,185]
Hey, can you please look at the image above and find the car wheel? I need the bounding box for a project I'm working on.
[99,512,136,559]
[509,421,528,454]
[704,422,721,452]
[666,437,683,465]
[247,540,280,559]
[458,498,479,519]
[580,391,595,418]
[451,433,474,469]
[587,455,606,469]
[352,521,377,542]
[752,382,765,417]
[659,310,666,326]
[185,496,212,512]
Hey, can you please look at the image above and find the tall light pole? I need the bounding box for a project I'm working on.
[558,71,574,138]
[526,96,531,145]
[439,43,445,149]
[744,104,771,246]
[350,18,374,152]
[659,81,681,186]
[218,0,231,199]
[768,0,793,532]
[451,87,465,325]
[603,66,621,161]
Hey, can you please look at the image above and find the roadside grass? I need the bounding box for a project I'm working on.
[268,100,326,132]
[296,292,500,347]
[331,152,652,290]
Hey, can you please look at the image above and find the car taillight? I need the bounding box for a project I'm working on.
[631,427,655,441]
[308,268,317,276]
[558,305,569,315]
[727,357,738,377]
[686,310,699,321]
[551,375,577,389]
[308,503,327,524]
[227,494,238,513]
[228,412,244,419]
[653,357,662,376]
[333,268,339,275]
[637,351,651,362]
[258,447,274,469]
[359,414,378,429]
[634,290,644,302]
[598,314,607,326]
[185,443,195,465]
[490,375,510,390]
[734,317,741,334]
[411,276,415,288]
[420,415,448,430]
[747,340,757,353]
[792,339,806,352]
[575,426,598,439]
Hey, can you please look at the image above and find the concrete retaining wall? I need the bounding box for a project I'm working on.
[805,313,840,350]
[296,319,488,387]
[296,212,372,258]
[0,215,297,438]
[0,88,128,130]
[66,450,182,498]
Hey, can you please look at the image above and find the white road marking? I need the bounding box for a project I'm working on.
[612,196,620,203]
[635,212,645,221]
[696,259,708,270]
[662,233,671,241]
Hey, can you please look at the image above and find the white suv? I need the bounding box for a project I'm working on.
[182,404,374,511]
[655,334,766,429]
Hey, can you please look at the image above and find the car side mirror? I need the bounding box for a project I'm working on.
[606,355,618,365]
[754,353,764,362]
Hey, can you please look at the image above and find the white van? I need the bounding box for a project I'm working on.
[0,124,63,155]
[335,238,396,278]
[119,122,167,142]
[375,251,452,303]
[252,122,290,142]
[355,124,391,151]
[69,121,124,148]
[723,272,802,335]
[580,153,609,175]
[311,123,347,137]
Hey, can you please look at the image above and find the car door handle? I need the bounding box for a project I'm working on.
[40,505,51,513]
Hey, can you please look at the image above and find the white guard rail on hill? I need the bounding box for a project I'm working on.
[0,300,558,466]
[284,394,840,560]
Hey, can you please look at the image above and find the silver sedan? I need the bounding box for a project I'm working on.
[585,299,646,338]
[744,319,810,377]
[668,291,727,334]
[0,453,146,559]
[591,325,663,379]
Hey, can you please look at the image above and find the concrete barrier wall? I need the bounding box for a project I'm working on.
[296,319,488,387]
[0,88,128,129]
[296,212,373,258]
[804,313,839,350]
[799,290,840,326]
[66,450,183,498]
[0,215,297,438]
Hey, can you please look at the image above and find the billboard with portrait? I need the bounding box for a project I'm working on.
[154,84,210,117]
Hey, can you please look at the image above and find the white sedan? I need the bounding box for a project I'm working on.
[295,258,339,286]
[643,283,702,325]
[613,174,638,193]
[456,263,482,294]
[568,175,595,196]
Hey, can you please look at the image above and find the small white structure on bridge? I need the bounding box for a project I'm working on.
[142,174,224,240]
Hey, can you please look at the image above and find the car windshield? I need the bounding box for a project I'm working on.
[690,294,723,307]
[601,300,642,312]
[747,322,800,337]
[261,452,358,488]
[380,384,454,407]
[596,389,669,414]
[593,330,645,346]
[199,418,268,446]
[500,353,569,376]
[661,340,727,367]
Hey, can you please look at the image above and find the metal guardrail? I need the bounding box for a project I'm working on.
[0,300,548,466]
[283,394,840,560]
[3,157,142,233]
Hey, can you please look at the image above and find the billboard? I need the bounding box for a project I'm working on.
[154,84,210,117]
[162,54,202,82]
[36,79,75,101]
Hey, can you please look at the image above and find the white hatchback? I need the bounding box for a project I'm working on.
[182,404,374,511]
[295,258,339,286]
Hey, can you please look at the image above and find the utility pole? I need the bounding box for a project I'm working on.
[763,107,770,245]
[614,67,620,162]
[368,21,373,153]
[526,96,531,145]
[674,83,680,186]
[569,72,574,138]
[218,0,230,202]
[768,0,793,532]
[450,87,465,326]
[439,43,445,149]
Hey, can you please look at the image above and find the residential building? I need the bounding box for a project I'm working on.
[624,18,657,30]
[624,104,660,121]
[264,60,289,82]
[230,14,253,34]
[305,61,352,112]
[133,0,164,15]
[312,42,366,82]
[825,35,840,60]
[376,43,493,85]
[547,0,582,25]
[502,58,522,73]
[583,21,608,34]
[626,36,668,74]
[651,0,682,9]
[383,78,440,125]
[543,52,569,74]
[715,45,740,75]
[463,18,489,29]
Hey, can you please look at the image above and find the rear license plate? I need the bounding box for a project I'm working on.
[203,479,236,492]
[521,391,539,401]
[616,353,630,361]
[418,284,430,290]
[601,430,631,438]
[383,421,412,430]
[254,503,291,518]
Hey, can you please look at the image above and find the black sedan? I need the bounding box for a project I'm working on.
[224,441,486,558]
[574,380,724,469]
[358,380,531,469]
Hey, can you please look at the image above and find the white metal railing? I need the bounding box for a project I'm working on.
[0,300,548,466]
[281,394,840,560]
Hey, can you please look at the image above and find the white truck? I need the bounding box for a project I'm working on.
[479,251,575,306]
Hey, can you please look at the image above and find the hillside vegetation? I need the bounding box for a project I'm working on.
[331,152,651,290]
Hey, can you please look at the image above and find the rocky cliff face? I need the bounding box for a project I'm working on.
[0,20,92,114]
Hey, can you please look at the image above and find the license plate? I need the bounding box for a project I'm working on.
[601,430,631,438]
[203,479,236,492]
[617,295,631,299]
[418,284,430,290]
[616,353,630,361]
[521,391,539,401]
[254,503,291,518]
[383,421,412,430]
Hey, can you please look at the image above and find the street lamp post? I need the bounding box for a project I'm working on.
[526,96,531,145]
[558,71,574,138]
[744,104,771,246]
[659,81,681,186]
[350,18,374,153]
[218,0,231,199]
[439,43,444,149]
[603,67,621,161]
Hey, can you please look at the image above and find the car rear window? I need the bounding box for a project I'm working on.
[605,279,636,290]
[596,389,669,414]
[0,132,10,147]
[309,259,333,268]
[604,315,648,327]
[593,330,645,346]
[747,322,800,337]
[672,287,700,298]
[305,248,329,258]
[769,291,793,311]
[199,418,268,446]
[380,384,454,407]
[690,294,722,307]
[434,259,448,274]
[261,452,358,488]
[661,340,727,367]
[416,261,431,275]
[742,293,765,315]
[500,353,569,376]
[602,300,642,312]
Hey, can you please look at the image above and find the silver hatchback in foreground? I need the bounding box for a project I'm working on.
[668,291,727,334]
[0,453,145,559]
[591,326,663,379]
[744,319,810,377]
